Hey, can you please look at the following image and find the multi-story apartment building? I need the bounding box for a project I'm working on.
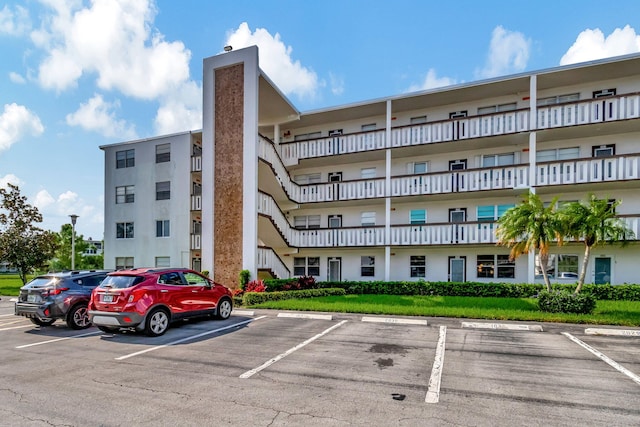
[102,46,640,288]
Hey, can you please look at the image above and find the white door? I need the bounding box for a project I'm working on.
[328,257,342,282]
[449,257,466,282]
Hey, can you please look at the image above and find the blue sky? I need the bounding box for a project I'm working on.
[1,0,640,240]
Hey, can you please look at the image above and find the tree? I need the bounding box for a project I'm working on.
[50,223,89,271]
[0,184,59,284]
[496,191,564,291]
[560,195,634,293]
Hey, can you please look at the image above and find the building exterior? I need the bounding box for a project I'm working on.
[102,46,640,287]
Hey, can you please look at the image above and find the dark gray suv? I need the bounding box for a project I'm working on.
[15,270,110,329]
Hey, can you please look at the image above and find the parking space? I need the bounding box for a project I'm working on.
[1,296,640,425]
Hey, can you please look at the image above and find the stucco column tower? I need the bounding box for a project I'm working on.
[202,47,260,288]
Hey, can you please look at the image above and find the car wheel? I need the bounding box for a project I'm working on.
[30,317,55,326]
[144,308,170,337]
[66,303,91,329]
[215,298,232,320]
[96,325,118,333]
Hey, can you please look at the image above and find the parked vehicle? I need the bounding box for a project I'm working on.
[15,270,111,329]
[88,268,233,336]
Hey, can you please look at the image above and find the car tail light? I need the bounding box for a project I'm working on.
[43,287,69,297]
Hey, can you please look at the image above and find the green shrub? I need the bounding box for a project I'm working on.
[538,290,597,314]
[239,269,251,289]
[243,288,346,305]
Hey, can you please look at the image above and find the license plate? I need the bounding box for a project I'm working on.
[27,294,37,303]
[102,294,114,303]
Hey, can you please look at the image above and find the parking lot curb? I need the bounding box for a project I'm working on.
[461,322,544,332]
[585,328,640,336]
[362,316,428,325]
[278,312,333,320]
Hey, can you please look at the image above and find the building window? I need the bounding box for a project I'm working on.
[361,256,375,277]
[116,222,134,239]
[410,256,426,278]
[155,256,170,268]
[156,220,170,237]
[115,185,134,204]
[410,115,427,124]
[294,173,322,184]
[156,143,170,163]
[361,212,376,226]
[477,255,514,279]
[482,153,514,167]
[536,254,579,278]
[477,204,515,222]
[361,168,376,179]
[116,149,135,168]
[410,209,426,225]
[294,215,321,229]
[592,144,615,157]
[537,147,579,162]
[407,161,428,174]
[293,257,320,276]
[156,181,170,200]
[537,93,580,106]
[361,123,376,131]
[294,131,322,141]
[478,103,517,115]
[115,257,134,270]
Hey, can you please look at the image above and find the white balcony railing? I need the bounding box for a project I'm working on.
[277,93,640,165]
[191,195,202,211]
[191,155,202,172]
[191,233,201,250]
[257,246,291,279]
[536,155,640,186]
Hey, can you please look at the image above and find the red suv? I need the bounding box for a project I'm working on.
[88,268,233,336]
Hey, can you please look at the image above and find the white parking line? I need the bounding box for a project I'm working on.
[16,331,102,348]
[562,332,640,386]
[0,319,24,326]
[233,310,255,316]
[0,325,32,331]
[362,316,428,325]
[278,312,333,320]
[240,320,348,379]
[425,325,447,404]
[0,313,17,317]
[461,322,543,332]
[116,316,266,361]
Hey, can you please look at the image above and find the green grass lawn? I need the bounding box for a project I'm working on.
[250,294,640,326]
[0,275,27,296]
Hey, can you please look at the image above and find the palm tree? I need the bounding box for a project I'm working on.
[496,192,564,291]
[560,195,634,293]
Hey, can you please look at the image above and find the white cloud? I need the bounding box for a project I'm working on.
[66,94,137,139]
[154,80,202,135]
[0,4,31,36]
[33,188,101,237]
[0,103,44,154]
[329,72,345,96]
[225,22,319,99]
[9,72,26,84]
[477,26,530,78]
[33,189,55,209]
[560,25,640,65]
[33,0,191,100]
[0,174,23,189]
[408,69,458,92]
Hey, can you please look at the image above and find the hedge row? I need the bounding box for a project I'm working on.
[243,287,346,305]
[263,279,640,301]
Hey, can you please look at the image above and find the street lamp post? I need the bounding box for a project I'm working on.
[69,215,79,270]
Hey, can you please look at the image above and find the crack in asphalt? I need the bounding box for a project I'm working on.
[91,378,192,398]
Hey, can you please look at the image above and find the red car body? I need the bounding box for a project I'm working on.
[88,268,233,336]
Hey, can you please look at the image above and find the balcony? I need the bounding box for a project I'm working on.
[258,190,640,248]
[536,154,640,186]
[277,92,640,165]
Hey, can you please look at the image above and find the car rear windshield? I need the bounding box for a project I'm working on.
[25,278,57,288]
[99,275,144,289]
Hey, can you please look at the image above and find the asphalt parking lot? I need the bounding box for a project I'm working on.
[1,296,639,427]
